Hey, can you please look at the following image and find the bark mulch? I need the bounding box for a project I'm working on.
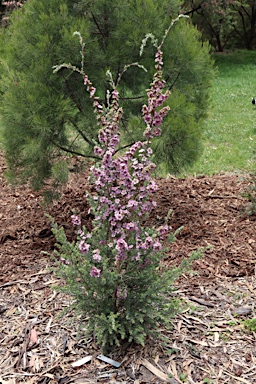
[0,151,255,384]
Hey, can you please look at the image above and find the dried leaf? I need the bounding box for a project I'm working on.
[45,317,52,333]
[233,307,252,316]
[30,328,38,344]
[0,378,15,384]
[71,356,93,367]
[214,332,219,342]
[97,354,121,368]
[223,370,252,384]
[154,354,159,364]
[139,358,169,382]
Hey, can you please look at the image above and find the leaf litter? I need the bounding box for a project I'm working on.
[0,151,255,383]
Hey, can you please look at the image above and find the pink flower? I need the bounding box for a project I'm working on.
[116,238,129,251]
[60,257,71,265]
[94,146,104,156]
[127,200,138,209]
[90,266,101,278]
[92,249,102,262]
[112,89,119,99]
[114,210,124,221]
[125,222,138,231]
[78,240,90,254]
[153,240,162,251]
[71,214,81,226]
[90,87,96,97]
[157,225,169,239]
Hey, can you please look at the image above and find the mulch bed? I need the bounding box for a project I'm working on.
[0,151,255,383]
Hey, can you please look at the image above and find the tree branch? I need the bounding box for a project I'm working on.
[63,76,84,113]
[53,142,100,160]
[68,118,94,146]
[91,11,106,38]
[120,95,145,100]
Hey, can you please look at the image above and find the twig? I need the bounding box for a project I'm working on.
[205,195,244,199]
[0,280,26,289]
[188,296,214,308]
[223,371,252,384]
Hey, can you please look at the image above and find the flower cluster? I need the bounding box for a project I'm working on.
[70,48,171,302]
[142,52,170,138]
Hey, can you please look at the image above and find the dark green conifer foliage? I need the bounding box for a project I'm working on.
[0,0,214,190]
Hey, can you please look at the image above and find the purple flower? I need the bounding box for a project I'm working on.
[78,240,90,254]
[90,87,96,97]
[78,46,171,291]
[147,180,158,193]
[102,151,113,166]
[125,222,138,231]
[94,146,104,156]
[71,214,81,226]
[116,238,129,251]
[90,266,101,278]
[112,89,119,97]
[153,240,162,251]
[114,210,125,221]
[92,249,102,262]
[145,236,153,247]
[60,257,71,265]
[109,134,120,147]
[158,225,169,236]
[127,200,138,209]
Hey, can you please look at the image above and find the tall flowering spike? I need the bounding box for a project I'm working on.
[74,40,172,284]
[51,22,198,349]
[84,77,123,154]
[142,49,170,139]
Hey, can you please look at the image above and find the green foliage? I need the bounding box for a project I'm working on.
[243,318,256,332]
[50,219,201,348]
[0,0,214,191]
[180,373,187,382]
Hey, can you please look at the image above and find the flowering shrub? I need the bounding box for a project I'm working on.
[51,22,201,348]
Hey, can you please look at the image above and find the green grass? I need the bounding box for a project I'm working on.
[187,50,256,176]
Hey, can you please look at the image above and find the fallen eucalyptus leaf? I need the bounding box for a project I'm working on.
[233,307,252,316]
[71,355,92,367]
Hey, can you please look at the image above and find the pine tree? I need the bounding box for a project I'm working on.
[0,0,214,191]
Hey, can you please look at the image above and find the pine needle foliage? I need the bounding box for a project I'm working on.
[0,0,214,192]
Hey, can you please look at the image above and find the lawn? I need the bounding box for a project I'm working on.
[187,49,256,176]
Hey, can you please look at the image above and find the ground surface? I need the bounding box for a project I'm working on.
[0,151,255,384]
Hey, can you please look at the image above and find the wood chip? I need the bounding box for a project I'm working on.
[138,357,176,382]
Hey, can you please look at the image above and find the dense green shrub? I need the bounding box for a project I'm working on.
[0,0,214,192]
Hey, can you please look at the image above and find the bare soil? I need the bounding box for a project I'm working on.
[0,151,255,384]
